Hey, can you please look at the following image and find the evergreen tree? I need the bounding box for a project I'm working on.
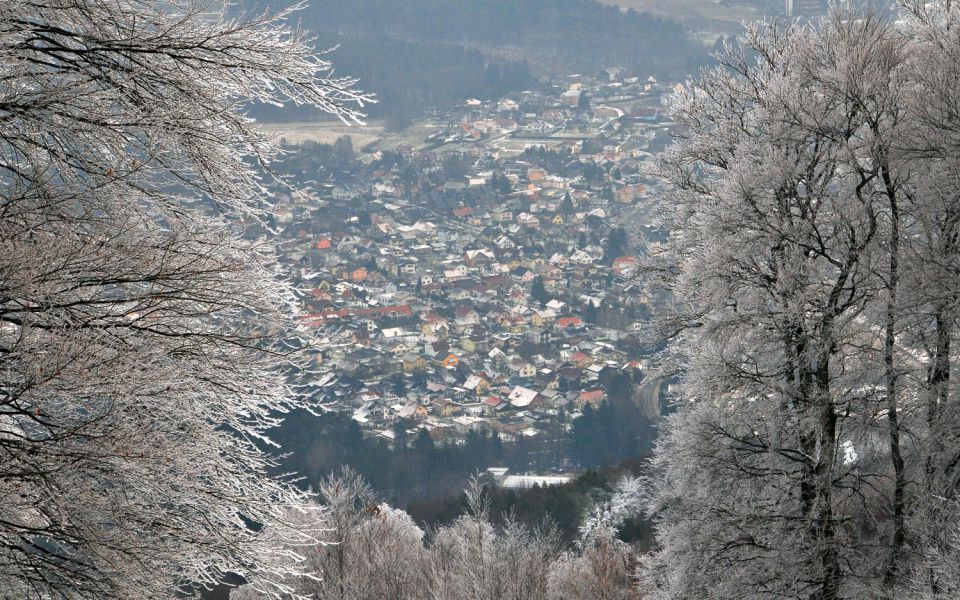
[583,301,598,324]
[603,227,628,263]
[577,91,591,112]
[560,191,575,215]
[531,275,550,305]
[413,428,435,452]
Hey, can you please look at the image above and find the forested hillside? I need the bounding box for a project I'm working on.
[249,35,535,129]
[297,0,699,77]
[240,0,707,125]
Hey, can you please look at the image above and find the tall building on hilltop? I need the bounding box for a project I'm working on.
[785,0,827,17]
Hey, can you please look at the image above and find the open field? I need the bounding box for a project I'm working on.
[255,120,386,148]
[256,119,468,153]
[373,121,446,152]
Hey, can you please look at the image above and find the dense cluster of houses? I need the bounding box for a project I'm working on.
[262,73,677,451]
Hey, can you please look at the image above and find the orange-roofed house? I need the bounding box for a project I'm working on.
[440,353,460,369]
[557,316,584,329]
[349,267,368,282]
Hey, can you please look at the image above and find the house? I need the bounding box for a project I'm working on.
[379,327,411,341]
[402,353,428,373]
[452,415,486,433]
[569,249,593,265]
[343,266,368,282]
[557,367,584,389]
[422,317,450,339]
[517,213,540,229]
[509,359,537,379]
[556,316,584,329]
[507,386,541,409]
[612,256,639,275]
[437,353,460,369]
[397,402,430,419]
[570,351,594,369]
[454,305,481,324]
[532,309,557,328]
[577,388,605,409]
[463,374,491,396]
[444,265,469,281]
[426,338,450,355]
[483,396,504,415]
[390,341,415,356]
[614,184,646,204]
[543,265,563,281]
[274,206,294,223]
[546,299,567,311]
[438,400,464,417]
[465,248,496,266]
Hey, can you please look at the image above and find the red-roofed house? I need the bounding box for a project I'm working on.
[570,351,594,369]
[577,389,605,409]
[557,316,584,329]
[483,396,503,415]
[612,256,639,274]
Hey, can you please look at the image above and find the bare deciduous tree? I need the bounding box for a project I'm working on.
[638,10,928,599]
[0,1,370,597]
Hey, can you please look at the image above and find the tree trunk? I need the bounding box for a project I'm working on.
[796,337,842,600]
[883,180,905,589]
[926,306,952,596]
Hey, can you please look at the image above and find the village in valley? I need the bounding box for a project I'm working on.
[257,71,680,474]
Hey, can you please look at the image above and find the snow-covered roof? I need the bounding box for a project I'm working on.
[508,386,538,408]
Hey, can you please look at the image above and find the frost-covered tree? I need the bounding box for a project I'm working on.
[896,3,960,596]
[232,472,643,600]
[0,1,369,597]
[428,479,562,600]
[639,10,930,599]
[547,523,635,600]
[548,477,646,600]
[353,503,430,599]
[283,467,429,600]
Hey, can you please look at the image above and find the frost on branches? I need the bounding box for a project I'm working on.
[0,0,370,598]
[639,3,960,599]
[230,471,646,600]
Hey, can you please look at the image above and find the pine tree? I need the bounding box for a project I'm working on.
[531,275,550,305]
[560,191,575,215]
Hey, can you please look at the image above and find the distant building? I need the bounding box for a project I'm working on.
[502,474,573,489]
[785,0,826,16]
[486,467,573,489]
[785,0,887,18]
